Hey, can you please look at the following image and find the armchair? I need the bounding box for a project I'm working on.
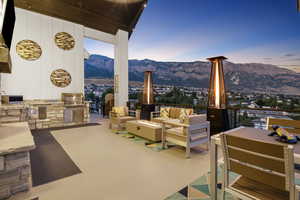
[162,114,210,158]
[109,106,139,130]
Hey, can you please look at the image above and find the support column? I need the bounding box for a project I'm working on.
[114,29,129,106]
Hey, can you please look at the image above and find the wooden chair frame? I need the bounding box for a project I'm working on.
[109,109,138,130]
[162,119,210,158]
[150,111,161,121]
[220,133,296,200]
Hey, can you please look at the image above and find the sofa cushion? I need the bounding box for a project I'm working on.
[152,117,168,123]
[165,127,187,142]
[160,107,170,118]
[184,114,207,125]
[119,116,135,123]
[166,127,186,136]
[169,108,181,119]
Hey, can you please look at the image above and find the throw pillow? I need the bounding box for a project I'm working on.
[112,106,126,117]
[179,109,189,123]
[160,107,170,118]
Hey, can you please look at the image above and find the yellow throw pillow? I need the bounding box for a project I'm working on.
[179,109,189,123]
[185,109,193,115]
[112,106,126,117]
[160,107,170,118]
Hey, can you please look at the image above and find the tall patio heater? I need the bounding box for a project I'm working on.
[141,71,155,120]
[207,56,229,135]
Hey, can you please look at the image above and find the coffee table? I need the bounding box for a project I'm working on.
[125,120,162,142]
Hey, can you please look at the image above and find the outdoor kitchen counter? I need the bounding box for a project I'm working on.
[0,104,26,110]
[0,105,28,124]
[0,122,35,199]
[0,122,35,156]
[24,100,64,106]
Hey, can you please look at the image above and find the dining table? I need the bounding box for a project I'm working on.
[209,126,300,200]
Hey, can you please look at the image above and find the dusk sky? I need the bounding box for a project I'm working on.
[84,0,300,71]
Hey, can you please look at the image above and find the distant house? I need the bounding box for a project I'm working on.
[241,102,249,106]
[248,102,259,109]
[262,106,271,109]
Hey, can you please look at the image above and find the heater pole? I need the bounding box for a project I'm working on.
[206,56,230,135]
[141,71,155,120]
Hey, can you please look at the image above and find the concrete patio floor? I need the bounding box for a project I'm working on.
[10,117,211,200]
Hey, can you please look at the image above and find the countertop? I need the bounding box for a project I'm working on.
[0,122,35,156]
[24,100,64,105]
[0,100,89,109]
[0,104,26,109]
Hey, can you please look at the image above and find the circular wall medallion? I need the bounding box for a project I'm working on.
[54,32,75,50]
[16,40,42,61]
[50,69,72,88]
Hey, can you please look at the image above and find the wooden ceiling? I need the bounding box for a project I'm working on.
[14,0,147,36]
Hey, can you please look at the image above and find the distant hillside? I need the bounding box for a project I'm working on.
[84,54,300,95]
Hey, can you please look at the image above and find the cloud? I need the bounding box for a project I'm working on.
[284,53,295,57]
[128,25,255,62]
[129,28,224,61]
[225,38,300,67]
[289,58,300,61]
[84,38,114,58]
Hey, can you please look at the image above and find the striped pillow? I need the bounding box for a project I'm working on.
[179,109,189,123]
[160,107,170,118]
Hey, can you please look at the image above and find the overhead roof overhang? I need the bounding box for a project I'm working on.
[14,0,147,37]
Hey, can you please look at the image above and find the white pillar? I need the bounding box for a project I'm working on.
[114,29,129,106]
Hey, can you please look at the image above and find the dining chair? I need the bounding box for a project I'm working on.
[220,133,296,200]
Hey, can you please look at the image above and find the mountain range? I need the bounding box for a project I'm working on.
[84,54,300,95]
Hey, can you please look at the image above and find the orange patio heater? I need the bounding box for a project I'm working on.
[141,70,155,120]
[207,56,229,135]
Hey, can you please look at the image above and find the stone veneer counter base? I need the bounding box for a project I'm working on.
[0,122,35,199]
[0,100,90,129]
[0,122,35,155]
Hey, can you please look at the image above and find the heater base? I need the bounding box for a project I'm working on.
[207,108,229,135]
[141,104,155,120]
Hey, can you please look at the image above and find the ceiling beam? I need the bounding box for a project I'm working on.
[14,0,142,35]
[129,0,147,36]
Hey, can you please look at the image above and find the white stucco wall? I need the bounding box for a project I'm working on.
[1,8,84,100]
[114,30,129,106]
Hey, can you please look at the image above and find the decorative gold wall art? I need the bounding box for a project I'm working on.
[54,32,75,50]
[16,40,42,61]
[50,69,72,88]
